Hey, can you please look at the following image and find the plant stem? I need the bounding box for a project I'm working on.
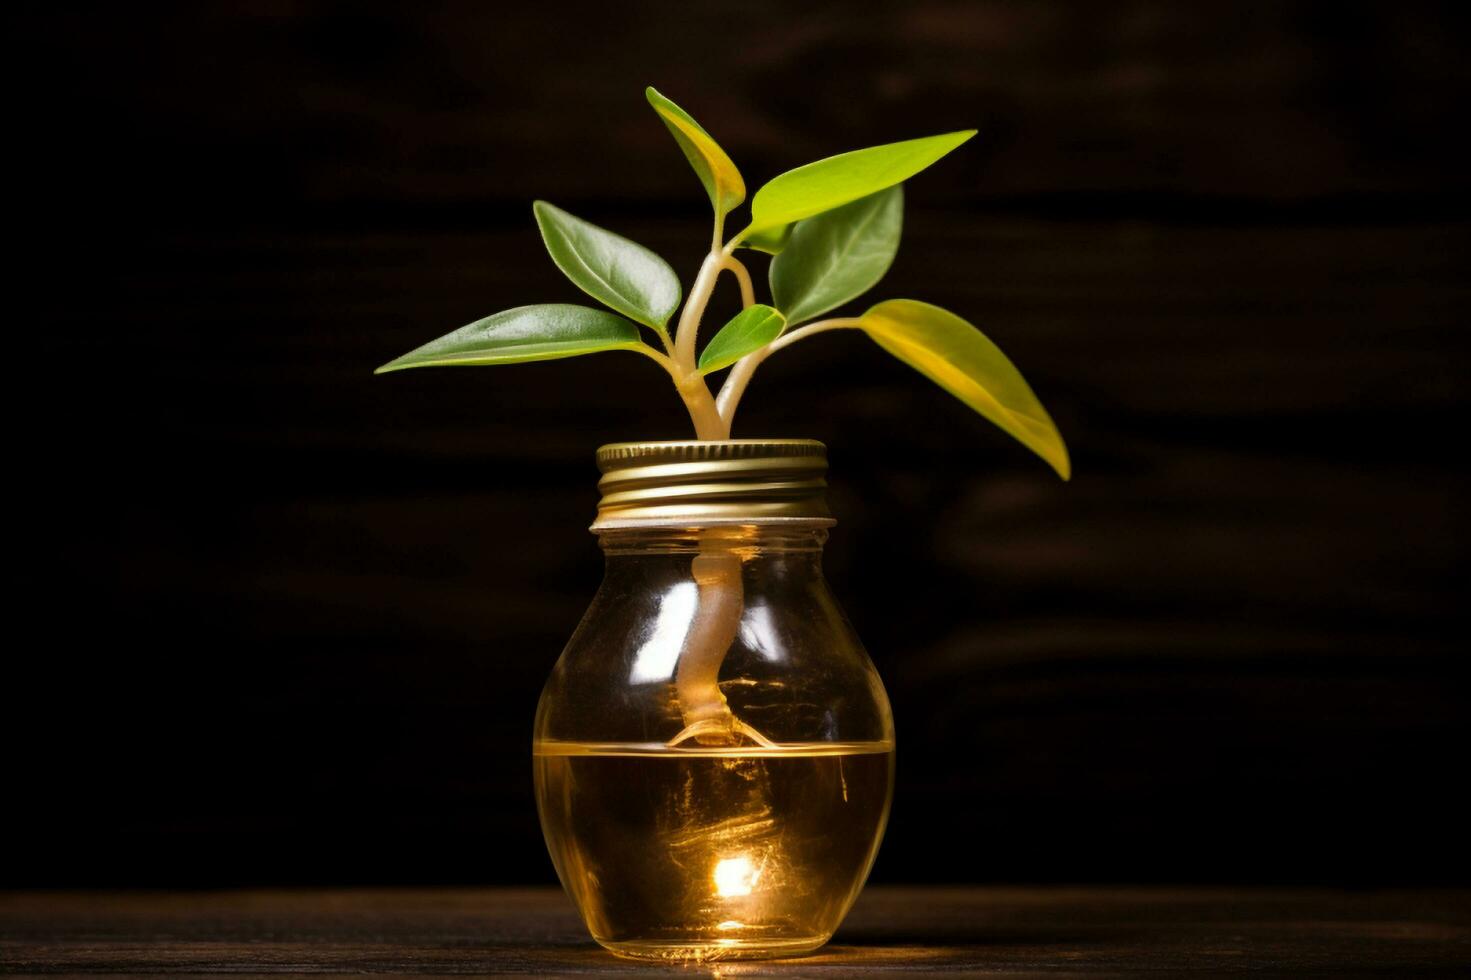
[634,345,675,373]
[671,549,743,741]
[665,533,780,750]
[632,343,723,437]
[670,249,733,439]
[653,326,676,359]
[721,255,756,309]
[678,373,727,439]
[675,253,722,372]
[715,317,862,428]
[662,230,759,749]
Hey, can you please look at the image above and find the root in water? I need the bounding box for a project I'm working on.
[666,715,781,750]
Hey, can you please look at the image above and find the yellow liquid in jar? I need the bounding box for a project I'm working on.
[533,740,894,962]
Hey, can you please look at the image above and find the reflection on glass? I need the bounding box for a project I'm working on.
[628,582,697,683]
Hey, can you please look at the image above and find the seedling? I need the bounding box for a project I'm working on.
[377,87,1069,482]
[379,89,1070,749]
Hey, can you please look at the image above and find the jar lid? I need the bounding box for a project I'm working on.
[591,440,835,530]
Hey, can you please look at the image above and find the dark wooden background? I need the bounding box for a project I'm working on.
[11,1,1467,887]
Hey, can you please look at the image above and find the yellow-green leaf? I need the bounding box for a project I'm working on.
[771,186,903,325]
[859,299,1070,479]
[646,86,745,219]
[698,305,786,374]
[736,130,974,242]
[375,304,644,373]
[740,223,793,255]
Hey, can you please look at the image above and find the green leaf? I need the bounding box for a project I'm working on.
[859,299,1070,479]
[771,186,903,326]
[736,130,974,242]
[375,304,644,373]
[533,200,682,334]
[645,86,745,219]
[740,223,793,255]
[698,305,786,373]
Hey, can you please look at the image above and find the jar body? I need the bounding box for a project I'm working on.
[533,525,894,961]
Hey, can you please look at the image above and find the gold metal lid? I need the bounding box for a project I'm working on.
[591,440,835,530]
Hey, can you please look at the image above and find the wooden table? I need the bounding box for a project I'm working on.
[2,887,1466,976]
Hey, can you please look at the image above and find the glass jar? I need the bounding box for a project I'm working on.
[533,440,894,962]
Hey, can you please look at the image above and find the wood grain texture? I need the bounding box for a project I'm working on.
[3,887,1468,977]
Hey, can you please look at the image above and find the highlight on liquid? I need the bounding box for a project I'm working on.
[534,740,894,961]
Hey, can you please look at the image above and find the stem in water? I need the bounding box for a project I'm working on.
[672,551,742,741]
[667,539,778,749]
[663,234,779,749]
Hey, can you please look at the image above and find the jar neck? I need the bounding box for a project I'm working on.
[595,524,829,558]
[592,440,832,528]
